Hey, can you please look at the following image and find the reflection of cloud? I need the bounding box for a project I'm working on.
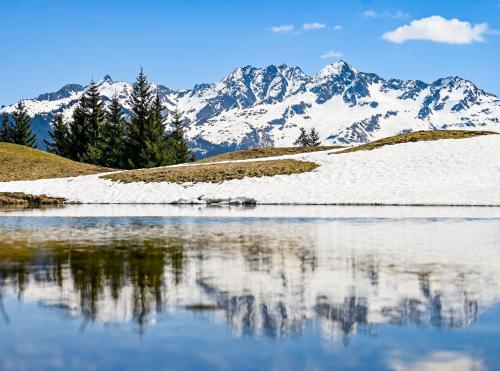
[389,351,485,371]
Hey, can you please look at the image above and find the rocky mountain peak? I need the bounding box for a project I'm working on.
[1,61,498,157]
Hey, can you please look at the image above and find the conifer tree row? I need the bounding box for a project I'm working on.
[43,68,194,169]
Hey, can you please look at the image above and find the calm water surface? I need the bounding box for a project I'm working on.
[0,206,499,370]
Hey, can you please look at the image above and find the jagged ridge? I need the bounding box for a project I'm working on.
[1,61,498,157]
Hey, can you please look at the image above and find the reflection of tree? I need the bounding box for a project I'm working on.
[70,248,107,321]
[315,296,368,335]
[0,290,9,324]
[196,279,304,339]
[0,231,488,338]
[0,239,186,329]
[129,243,169,326]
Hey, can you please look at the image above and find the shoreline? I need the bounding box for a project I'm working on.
[2,203,500,219]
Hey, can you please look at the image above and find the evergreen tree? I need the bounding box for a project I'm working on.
[308,128,321,146]
[0,113,13,143]
[169,108,194,163]
[102,95,127,168]
[44,114,70,156]
[67,81,107,164]
[294,127,321,147]
[124,69,172,168]
[294,127,309,147]
[142,91,173,167]
[80,81,107,164]
[11,102,36,147]
[68,94,89,161]
[124,68,153,168]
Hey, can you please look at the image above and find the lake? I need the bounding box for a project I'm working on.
[0,205,499,370]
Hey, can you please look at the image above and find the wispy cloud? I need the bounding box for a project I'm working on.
[303,22,326,30]
[362,10,377,18]
[363,9,410,20]
[321,51,343,59]
[382,16,489,44]
[270,25,295,34]
[271,23,341,34]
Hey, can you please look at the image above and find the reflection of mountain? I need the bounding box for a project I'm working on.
[0,219,499,343]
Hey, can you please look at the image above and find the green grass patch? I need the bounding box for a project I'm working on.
[0,142,110,182]
[334,130,496,154]
[103,159,319,184]
[198,146,342,163]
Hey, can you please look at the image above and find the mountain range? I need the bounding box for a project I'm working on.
[1,61,499,157]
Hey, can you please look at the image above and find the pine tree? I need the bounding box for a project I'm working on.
[102,95,127,168]
[169,108,194,163]
[308,128,321,146]
[11,102,36,147]
[80,81,107,164]
[124,68,153,168]
[141,91,174,167]
[294,127,309,147]
[0,113,13,143]
[67,81,107,164]
[68,94,89,161]
[124,69,172,168]
[44,114,70,156]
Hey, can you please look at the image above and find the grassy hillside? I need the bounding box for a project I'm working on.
[0,142,110,182]
[198,146,342,163]
[104,159,318,184]
[335,130,496,154]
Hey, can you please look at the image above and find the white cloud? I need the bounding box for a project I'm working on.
[270,25,295,34]
[363,10,377,18]
[382,16,489,44]
[303,22,326,30]
[389,351,485,371]
[333,25,342,31]
[363,9,410,20]
[321,51,343,59]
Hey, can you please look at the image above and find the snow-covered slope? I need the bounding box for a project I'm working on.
[1,135,499,205]
[1,61,499,156]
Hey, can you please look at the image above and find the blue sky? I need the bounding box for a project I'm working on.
[0,0,499,105]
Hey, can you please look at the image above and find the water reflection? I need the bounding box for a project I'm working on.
[0,217,499,344]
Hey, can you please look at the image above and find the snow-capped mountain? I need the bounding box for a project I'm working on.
[1,61,499,157]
